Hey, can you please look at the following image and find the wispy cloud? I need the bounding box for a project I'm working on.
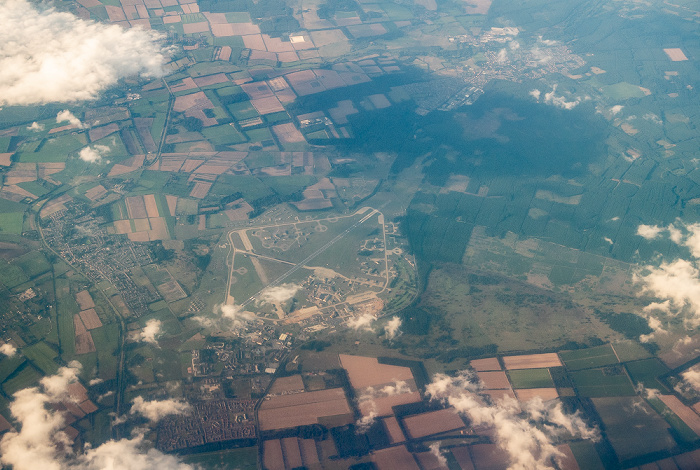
[195,303,254,331]
[384,316,402,340]
[636,221,700,330]
[543,85,581,110]
[0,0,168,106]
[426,371,598,469]
[0,343,17,357]
[347,313,376,332]
[429,442,448,467]
[79,144,110,163]
[257,283,300,305]
[56,110,84,129]
[136,319,162,345]
[130,396,191,423]
[0,363,194,469]
[356,380,412,430]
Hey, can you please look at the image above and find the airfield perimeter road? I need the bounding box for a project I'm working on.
[224,206,389,311]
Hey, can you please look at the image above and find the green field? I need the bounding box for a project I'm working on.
[91,323,120,380]
[625,358,670,392]
[570,368,635,397]
[22,341,59,375]
[227,101,259,121]
[175,198,199,215]
[593,397,676,462]
[15,251,51,279]
[507,368,555,389]
[182,446,257,469]
[611,341,651,363]
[2,363,42,395]
[560,344,619,371]
[57,293,79,359]
[568,441,605,470]
[600,82,648,100]
[0,355,26,383]
[0,260,29,288]
[646,396,699,443]
[202,124,246,145]
[0,212,24,235]
[245,127,274,144]
[17,134,86,162]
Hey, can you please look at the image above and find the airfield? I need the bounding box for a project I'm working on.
[1,0,700,467]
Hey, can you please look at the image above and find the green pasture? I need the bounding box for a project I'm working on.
[560,344,619,371]
[15,251,51,278]
[202,124,247,145]
[183,446,258,469]
[0,260,29,288]
[227,101,259,121]
[0,213,24,235]
[507,368,555,389]
[646,396,699,443]
[593,396,676,463]
[611,341,651,362]
[625,358,670,392]
[571,368,635,397]
[18,134,86,163]
[568,441,604,470]
[0,355,26,383]
[2,363,42,395]
[91,323,119,381]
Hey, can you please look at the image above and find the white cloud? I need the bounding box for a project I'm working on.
[195,304,254,331]
[79,431,193,469]
[0,0,168,106]
[257,283,300,305]
[27,122,44,131]
[643,113,662,125]
[496,48,508,63]
[130,396,191,423]
[634,220,700,328]
[610,105,624,116]
[637,221,700,254]
[347,313,376,332]
[79,144,110,163]
[0,343,17,357]
[429,442,447,467]
[543,85,580,110]
[639,314,668,343]
[0,363,194,470]
[136,319,162,345]
[426,371,598,470]
[357,380,411,406]
[682,223,700,258]
[356,380,411,430]
[529,47,554,64]
[0,366,77,470]
[634,221,700,331]
[637,224,663,240]
[56,110,84,128]
[97,391,113,403]
[529,89,541,101]
[88,378,103,386]
[356,411,378,431]
[384,316,402,340]
[634,383,660,401]
[636,259,700,327]
[682,367,700,393]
